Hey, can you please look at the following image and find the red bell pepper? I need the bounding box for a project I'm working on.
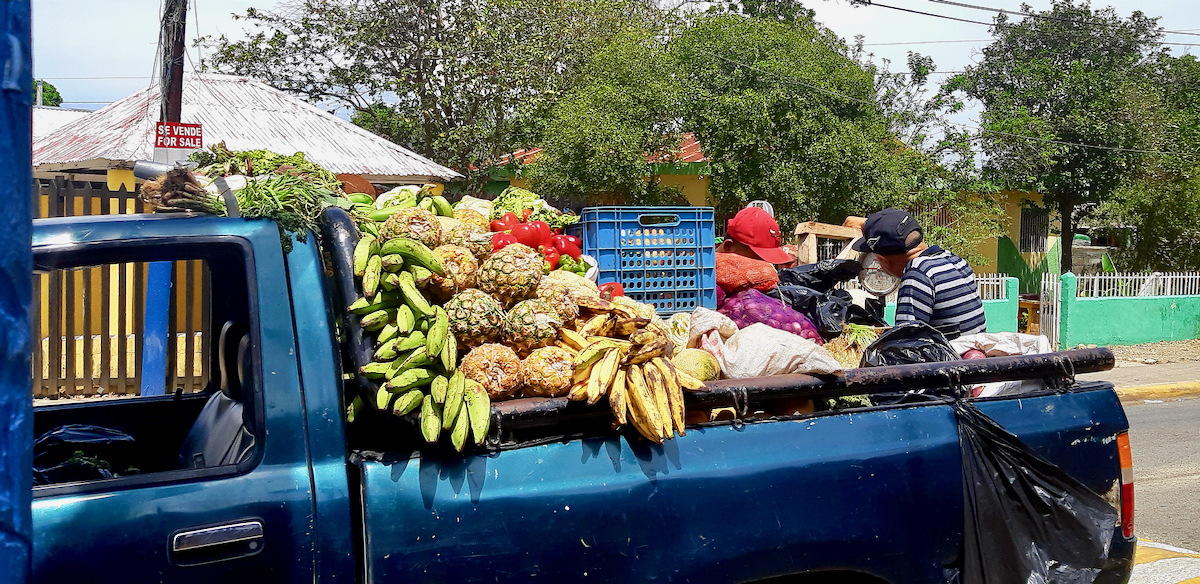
[509,223,542,249]
[560,234,583,249]
[522,208,534,223]
[528,220,552,248]
[552,235,582,261]
[491,232,518,252]
[541,247,561,270]
[598,282,624,298]
[490,212,520,233]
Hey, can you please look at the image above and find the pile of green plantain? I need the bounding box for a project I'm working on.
[345,233,490,451]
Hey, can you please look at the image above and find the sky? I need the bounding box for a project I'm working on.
[31,0,1200,117]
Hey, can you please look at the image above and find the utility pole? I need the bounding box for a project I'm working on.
[36,80,42,106]
[158,0,188,123]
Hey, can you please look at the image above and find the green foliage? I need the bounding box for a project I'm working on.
[201,0,656,191]
[1094,54,1200,270]
[941,0,1167,273]
[35,80,62,107]
[672,14,924,229]
[532,11,1001,260]
[526,25,683,204]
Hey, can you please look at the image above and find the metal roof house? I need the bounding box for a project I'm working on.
[33,72,460,183]
[32,106,92,140]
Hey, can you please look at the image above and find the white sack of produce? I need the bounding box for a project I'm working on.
[951,332,1052,357]
[951,332,1053,397]
[688,309,842,378]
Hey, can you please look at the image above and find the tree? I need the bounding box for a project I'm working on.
[670,14,920,228]
[531,12,1001,263]
[201,0,657,190]
[942,0,1166,273]
[35,80,62,107]
[525,25,685,204]
[1094,54,1200,270]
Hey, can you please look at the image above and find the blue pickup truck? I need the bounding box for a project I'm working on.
[29,211,1135,583]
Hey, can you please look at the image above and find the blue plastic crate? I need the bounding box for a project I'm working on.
[567,206,716,316]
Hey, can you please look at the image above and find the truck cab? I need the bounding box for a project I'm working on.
[30,212,1135,583]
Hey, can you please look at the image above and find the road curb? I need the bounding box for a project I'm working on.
[1117,382,1200,405]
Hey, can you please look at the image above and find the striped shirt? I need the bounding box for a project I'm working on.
[895,245,987,335]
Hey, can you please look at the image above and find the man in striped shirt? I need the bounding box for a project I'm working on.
[852,209,987,335]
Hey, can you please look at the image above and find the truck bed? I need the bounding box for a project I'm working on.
[354,381,1132,583]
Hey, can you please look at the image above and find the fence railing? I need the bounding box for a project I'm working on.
[1074,272,1200,298]
[840,273,1010,303]
[1040,273,1060,350]
[32,178,210,399]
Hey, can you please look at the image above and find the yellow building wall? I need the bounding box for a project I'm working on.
[654,174,711,207]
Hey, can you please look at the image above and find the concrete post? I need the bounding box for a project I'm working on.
[1059,273,1078,350]
[0,1,33,582]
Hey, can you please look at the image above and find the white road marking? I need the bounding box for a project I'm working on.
[1141,541,1200,555]
[1129,557,1200,584]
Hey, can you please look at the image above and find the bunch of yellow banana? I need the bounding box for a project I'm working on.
[560,324,706,442]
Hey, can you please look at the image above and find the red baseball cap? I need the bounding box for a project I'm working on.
[726,207,793,264]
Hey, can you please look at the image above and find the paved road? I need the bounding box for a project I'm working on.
[1078,361,1200,388]
[1126,399,1200,551]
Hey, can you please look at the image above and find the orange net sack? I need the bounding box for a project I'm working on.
[716,253,779,294]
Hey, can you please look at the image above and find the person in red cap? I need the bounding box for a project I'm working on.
[717,207,795,266]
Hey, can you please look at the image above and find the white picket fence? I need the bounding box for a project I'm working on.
[1038,271,1200,349]
[1040,273,1060,350]
[1074,272,1200,298]
[839,273,1010,303]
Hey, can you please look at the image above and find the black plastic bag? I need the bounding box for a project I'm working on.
[33,424,136,485]
[955,401,1118,584]
[860,322,959,367]
[769,286,887,339]
[778,259,862,292]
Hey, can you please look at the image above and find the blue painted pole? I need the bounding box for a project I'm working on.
[0,1,33,582]
[140,262,174,396]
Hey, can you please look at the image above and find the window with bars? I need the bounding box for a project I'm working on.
[1020,207,1049,253]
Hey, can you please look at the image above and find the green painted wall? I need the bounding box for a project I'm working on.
[1057,273,1200,349]
[996,235,1061,294]
[882,278,1019,333]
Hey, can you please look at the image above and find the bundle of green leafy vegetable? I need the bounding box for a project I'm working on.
[191,142,341,191]
[490,186,579,229]
[235,173,341,252]
[145,147,353,252]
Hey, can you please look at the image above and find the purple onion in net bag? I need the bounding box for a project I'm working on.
[719,289,824,345]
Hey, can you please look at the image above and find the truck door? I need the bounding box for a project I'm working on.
[30,216,317,583]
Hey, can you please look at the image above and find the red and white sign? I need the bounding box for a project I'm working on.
[155,122,203,149]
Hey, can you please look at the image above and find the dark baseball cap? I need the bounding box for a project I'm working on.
[851,208,923,255]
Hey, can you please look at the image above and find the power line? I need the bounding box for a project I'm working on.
[35,76,149,80]
[927,0,1200,37]
[858,4,1200,47]
[862,2,996,26]
[863,39,990,46]
[703,50,1200,157]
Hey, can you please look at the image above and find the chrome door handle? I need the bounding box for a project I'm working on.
[172,519,264,553]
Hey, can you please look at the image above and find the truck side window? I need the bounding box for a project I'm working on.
[31,240,261,491]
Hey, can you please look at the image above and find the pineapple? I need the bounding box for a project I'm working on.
[502,299,562,357]
[460,343,523,400]
[453,207,490,231]
[521,347,574,398]
[442,223,492,261]
[428,245,478,301]
[435,216,463,235]
[379,208,441,249]
[478,243,543,307]
[444,289,505,350]
[541,270,600,304]
[534,281,580,322]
